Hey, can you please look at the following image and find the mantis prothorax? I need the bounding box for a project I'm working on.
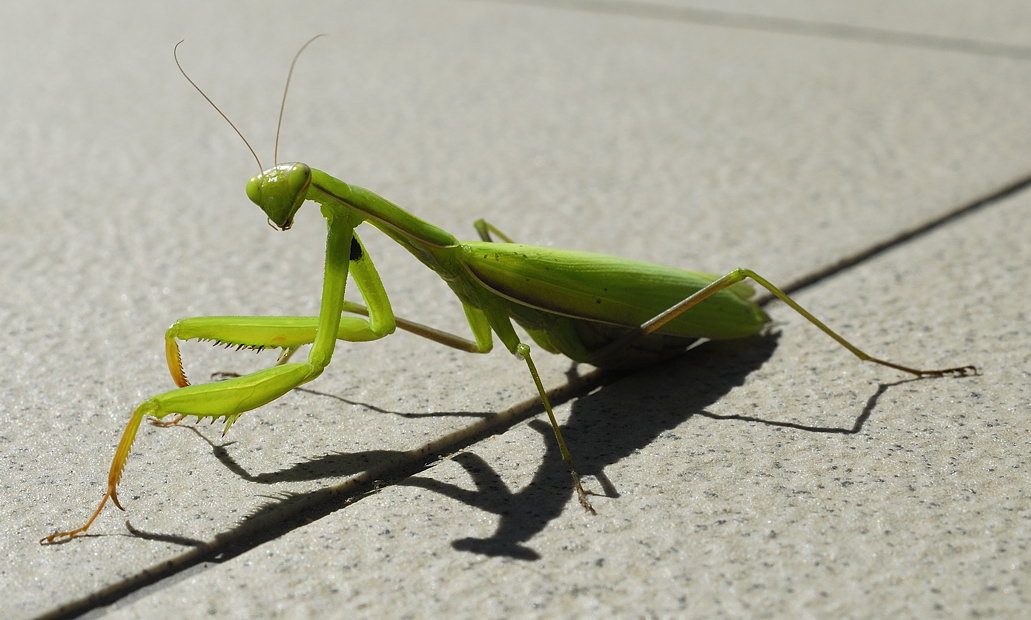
[41,38,975,544]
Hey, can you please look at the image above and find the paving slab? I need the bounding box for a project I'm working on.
[1,0,1028,618]
[106,171,1030,618]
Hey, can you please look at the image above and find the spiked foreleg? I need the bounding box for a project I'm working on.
[40,362,316,544]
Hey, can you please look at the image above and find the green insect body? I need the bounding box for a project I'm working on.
[41,41,975,545]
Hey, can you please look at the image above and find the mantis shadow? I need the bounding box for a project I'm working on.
[399,333,789,559]
[188,330,904,562]
[412,361,911,557]
[401,335,916,559]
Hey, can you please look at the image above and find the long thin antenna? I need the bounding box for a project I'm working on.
[173,40,263,173]
[273,34,326,165]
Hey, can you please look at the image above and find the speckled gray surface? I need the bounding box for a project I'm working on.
[2,1,1028,618]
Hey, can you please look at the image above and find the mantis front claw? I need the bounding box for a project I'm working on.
[41,362,319,543]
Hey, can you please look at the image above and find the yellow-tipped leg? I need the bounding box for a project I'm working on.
[40,405,148,544]
[41,363,315,543]
[40,491,115,544]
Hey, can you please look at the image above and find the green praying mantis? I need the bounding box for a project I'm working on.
[41,38,975,544]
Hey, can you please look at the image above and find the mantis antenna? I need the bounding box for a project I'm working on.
[173,40,263,173]
[173,36,327,172]
[273,34,326,165]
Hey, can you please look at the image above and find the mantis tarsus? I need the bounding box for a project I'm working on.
[41,38,976,544]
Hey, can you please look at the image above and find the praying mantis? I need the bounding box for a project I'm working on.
[41,38,975,544]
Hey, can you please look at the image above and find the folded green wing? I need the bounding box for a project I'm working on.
[460,243,768,339]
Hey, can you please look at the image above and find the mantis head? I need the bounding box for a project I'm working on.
[175,37,327,231]
[246,163,312,231]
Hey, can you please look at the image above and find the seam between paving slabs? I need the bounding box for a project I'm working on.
[37,173,1030,620]
[482,0,1031,61]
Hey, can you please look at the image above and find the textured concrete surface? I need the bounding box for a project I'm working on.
[2,1,1028,618]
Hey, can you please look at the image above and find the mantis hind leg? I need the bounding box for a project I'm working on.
[607,268,977,378]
